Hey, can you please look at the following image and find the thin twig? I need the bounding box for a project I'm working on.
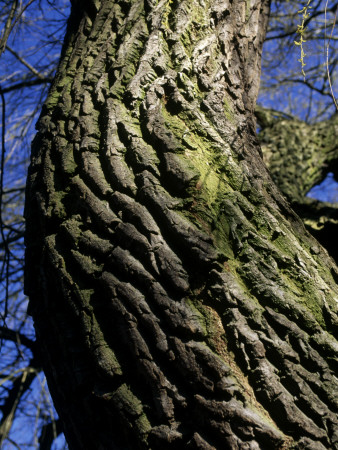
[0,0,19,58]
[0,86,10,324]
[325,0,338,109]
[6,46,46,80]
[0,0,38,58]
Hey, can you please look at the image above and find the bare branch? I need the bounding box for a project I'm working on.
[0,326,36,353]
[0,0,19,57]
[0,365,39,446]
[5,46,47,80]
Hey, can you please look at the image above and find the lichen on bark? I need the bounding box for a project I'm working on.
[25,0,338,448]
[257,106,338,265]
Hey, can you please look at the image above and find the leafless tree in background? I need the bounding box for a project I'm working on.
[0,1,68,447]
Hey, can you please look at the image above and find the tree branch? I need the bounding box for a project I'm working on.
[0,363,39,446]
[5,46,47,80]
[0,0,18,57]
[38,419,63,450]
[0,77,53,94]
[0,326,36,353]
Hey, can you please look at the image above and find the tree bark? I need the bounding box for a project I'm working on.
[25,0,338,448]
[257,107,338,264]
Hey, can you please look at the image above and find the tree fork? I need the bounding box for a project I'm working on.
[25,0,338,448]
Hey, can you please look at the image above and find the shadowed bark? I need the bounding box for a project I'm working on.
[25,0,338,448]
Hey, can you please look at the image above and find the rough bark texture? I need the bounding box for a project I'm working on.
[25,0,338,449]
[257,107,338,264]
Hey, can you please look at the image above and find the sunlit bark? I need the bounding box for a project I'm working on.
[257,106,338,264]
[25,0,338,448]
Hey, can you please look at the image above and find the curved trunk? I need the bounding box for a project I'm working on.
[25,0,338,448]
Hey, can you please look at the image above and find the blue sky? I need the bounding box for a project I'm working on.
[0,1,69,448]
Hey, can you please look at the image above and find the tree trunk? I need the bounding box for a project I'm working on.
[25,0,338,448]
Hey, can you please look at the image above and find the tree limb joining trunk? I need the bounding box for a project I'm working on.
[257,106,338,265]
